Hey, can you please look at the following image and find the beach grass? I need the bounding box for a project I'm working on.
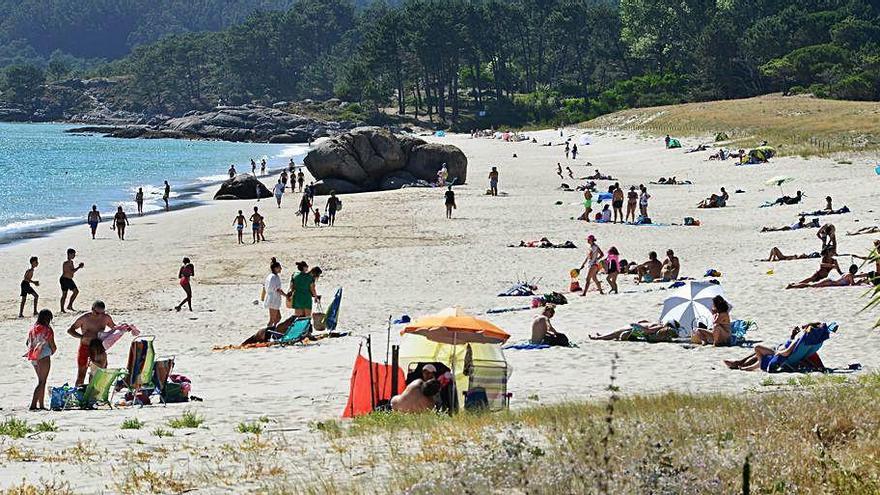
[0,418,32,439]
[167,410,204,429]
[304,372,880,494]
[120,418,145,430]
[236,421,264,435]
[583,94,880,157]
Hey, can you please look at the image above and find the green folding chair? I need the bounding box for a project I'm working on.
[82,367,126,409]
[125,336,165,406]
[464,365,511,412]
[278,317,312,345]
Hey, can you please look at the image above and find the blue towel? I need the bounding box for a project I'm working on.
[504,342,550,350]
[393,315,411,324]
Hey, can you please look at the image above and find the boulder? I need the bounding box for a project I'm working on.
[214,174,273,200]
[304,129,467,193]
[406,143,468,183]
[312,178,364,196]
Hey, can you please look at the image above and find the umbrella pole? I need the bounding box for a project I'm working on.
[391,345,400,397]
[385,314,391,365]
[366,335,376,411]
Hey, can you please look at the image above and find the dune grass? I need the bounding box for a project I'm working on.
[583,94,880,157]
[167,410,204,429]
[304,372,880,494]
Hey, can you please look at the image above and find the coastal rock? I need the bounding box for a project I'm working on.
[304,128,467,194]
[214,174,273,200]
[313,178,365,196]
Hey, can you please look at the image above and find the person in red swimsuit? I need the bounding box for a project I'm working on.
[66,300,114,386]
[176,258,195,312]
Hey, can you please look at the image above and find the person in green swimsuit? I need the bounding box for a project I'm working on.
[289,262,322,317]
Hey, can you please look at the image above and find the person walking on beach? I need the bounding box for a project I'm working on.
[112,206,129,240]
[251,158,257,175]
[19,256,39,318]
[263,258,285,329]
[299,193,312,227]
[579,235,605,295]
[313,207,321,227]
[626,186,638,223]
[59,248,83,313]
[488,167,499,196]
[564,142,570,159]
[605,247,621,294]
[228,164,237,178]
[233,210,246,244]
[249,207,264,244]
[66,300,114,386]
[274,179,285,208]
[135,188,145,216]
[176,257,194,312]
[556,163,563,179]
[280,170,288,190]
[571,144,578,160]
[612,184,624,223]
[87,205,101,240]
[27,309,56,410]
[163,181,171,211]
[326,191,341,226]
[260,158,267,176]
[296,170,305,192]
[289,262,322,318]
[581,189,593,222]
[444,186,456,219]
[639,185,651,218]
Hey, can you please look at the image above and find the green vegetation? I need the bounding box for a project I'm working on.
[167,410,205,429]
[120,418,145,430]
[586,94,880,156]
[3,0,880,129]
[304,373,880,493]
[0,418,32,439]
[152,427,173,438]
[236,421,264,435]
[33,421,58,433]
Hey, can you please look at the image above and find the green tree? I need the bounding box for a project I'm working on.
[1,64,45,104]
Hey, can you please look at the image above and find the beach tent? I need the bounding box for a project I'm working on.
[715,132,730,142]
[667,138,682,149]
[749,146,776,163]
[660,281,725,333]
[400,308,511,411]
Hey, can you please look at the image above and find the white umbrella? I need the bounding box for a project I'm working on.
[766,175,794,194]
[660,281,725,333]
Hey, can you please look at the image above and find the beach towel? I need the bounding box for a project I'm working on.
[98,323,141,350]
[504,342,551,350]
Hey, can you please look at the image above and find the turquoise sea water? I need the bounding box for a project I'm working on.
[0,123,307,241]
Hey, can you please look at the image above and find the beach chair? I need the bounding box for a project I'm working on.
[464,364,510,412]
[278,317,312,345]
[81,367,126,409]
[124,336,165,406]
[768,322,837,373]
[729,320,756,346]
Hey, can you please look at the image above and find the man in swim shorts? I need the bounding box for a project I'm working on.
[19,256,39,318]
[60,248,84,313]
[163,181,171,211]
[249,207,263,244]
[612,184,624,223]
[635,251,663,283]
[66,300,115,386]
[233,210,246,244]
[87,205,101,239]
[488,167,499,196]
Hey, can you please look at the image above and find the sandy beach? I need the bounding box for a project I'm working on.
[1,129,879,492]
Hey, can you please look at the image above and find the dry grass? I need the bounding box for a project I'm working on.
[584,94,880,157]
[1,480,74,495]
[306,372,880,494]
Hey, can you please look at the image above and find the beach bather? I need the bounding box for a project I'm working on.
[87,205,101,240]
[579,235,604,294]
[19,256,39,318]
[697,187,728,208]
[390,378,442,413]
[26,309,56,410]
[724,323,822,371]
[530,304,569,346]
[847,226,880,236]
[786,248,841,288]
[662,249,680,280]
[634,251,663,283]
[787,264,864,288]
[589,320,679,342]
[66,300,114,386]
[763,247,820,261]
[766,191,803,207]
[761,216,819,232]
[692,295,731,346]
[817,223,837,254]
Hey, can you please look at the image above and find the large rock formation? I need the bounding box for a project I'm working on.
[214,174,273,200]
[304,127,467,195]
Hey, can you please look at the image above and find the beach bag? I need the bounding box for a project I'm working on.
[312,301,326,331]
[321,214,329,225]
[162,383,189,403]
[544,332,570,347]
[50,384,82,410]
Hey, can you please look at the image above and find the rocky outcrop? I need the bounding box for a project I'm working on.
[304,127,467,195]
[65,105,353,143]
[214,174,273,200]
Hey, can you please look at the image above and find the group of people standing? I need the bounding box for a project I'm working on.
[581,183,651,224]
[577,235,682,295]
[85,181,171,241]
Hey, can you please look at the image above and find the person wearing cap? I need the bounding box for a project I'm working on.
[421,364,437,381]
[579,235,605,295]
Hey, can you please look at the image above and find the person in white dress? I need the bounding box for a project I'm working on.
[263,258,286,329]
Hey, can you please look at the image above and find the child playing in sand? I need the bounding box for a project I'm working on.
[20,256,39,318]
[313,208,321,227]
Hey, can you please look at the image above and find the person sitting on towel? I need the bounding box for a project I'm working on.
[390,378,441,413]
[634,251,663,283]
[530,304,569,346]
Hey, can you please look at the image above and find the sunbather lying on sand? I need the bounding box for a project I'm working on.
[787,264,866,289]
[651,176,692,185]
[685,144,708,153]
[761,216,820,232]
[763,247,821,261]
[511,238,577,249]
[589,320,679,342]
[764,191,802,207]
[723,324,816,371]
[801,206,850,216]
[697,188,728,208]
[586,169,615,180]
[847,226,880,236]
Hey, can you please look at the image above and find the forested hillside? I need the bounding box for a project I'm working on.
[2,0,880,128]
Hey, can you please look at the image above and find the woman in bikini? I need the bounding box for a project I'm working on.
[590,320,679,342]
[763,247,820,261]
[693,295,731,346]
[175,257,194,311]
[112,206,129,240]
[579,235,604,295]
[787,264,861,289]
[605,246,621,294]
[27,309,56,410]
[786,248,841,288]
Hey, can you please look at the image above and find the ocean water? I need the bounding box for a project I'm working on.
[0,123,307,241]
